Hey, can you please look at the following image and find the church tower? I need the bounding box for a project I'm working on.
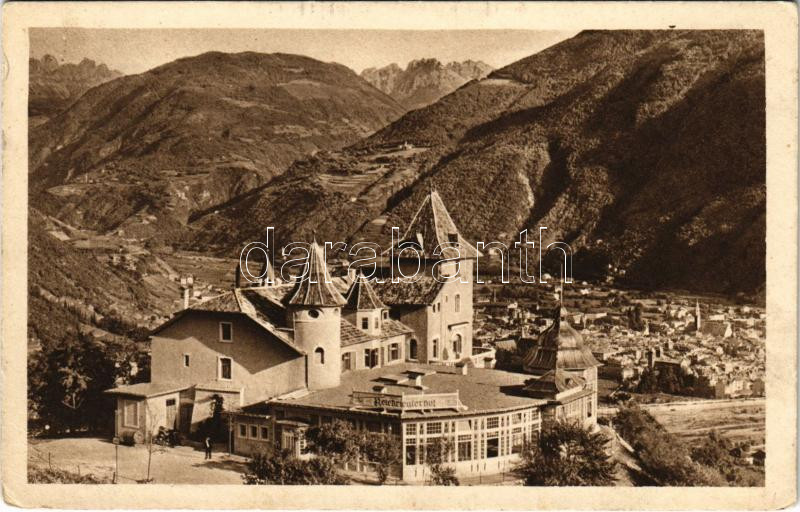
[695,300,702,331]
[287,239,345,391]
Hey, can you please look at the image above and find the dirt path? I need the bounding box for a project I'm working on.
[29,437,247,484]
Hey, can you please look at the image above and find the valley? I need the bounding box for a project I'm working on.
[27,30,767,354]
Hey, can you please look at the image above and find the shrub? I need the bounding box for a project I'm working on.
[242,449,347,485]
[515,420,616,486]
[28,466,111,484]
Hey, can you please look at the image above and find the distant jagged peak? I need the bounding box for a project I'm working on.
[360,57,493,109]
[30,54,122,78]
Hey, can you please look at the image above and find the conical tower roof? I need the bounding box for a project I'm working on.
[390,188,479,259]
[522,307,599,373]
[344,271,386,311]
[287,240,346,307]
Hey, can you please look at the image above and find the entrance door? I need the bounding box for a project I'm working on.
[282,430,298,456]
[178,404,193,434]
[165,399,177,429]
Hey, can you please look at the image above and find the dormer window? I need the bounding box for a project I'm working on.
[361,318,369,330]
[383,311,389,320]
[219,322,233,342]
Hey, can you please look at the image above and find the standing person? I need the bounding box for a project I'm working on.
[204,436,212,460]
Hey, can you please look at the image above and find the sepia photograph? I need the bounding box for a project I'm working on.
[2,1,797,509]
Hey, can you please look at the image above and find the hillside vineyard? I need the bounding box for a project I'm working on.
[25,27,770,490]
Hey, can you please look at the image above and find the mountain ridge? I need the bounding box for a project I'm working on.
[189,30,765,297]
[29,54,123,124]
[28,51,405,239]
[361,58,493,110]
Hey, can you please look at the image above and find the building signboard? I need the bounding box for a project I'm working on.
[351,391,463,411]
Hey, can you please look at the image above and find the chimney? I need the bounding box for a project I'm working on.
[348,267,357,282]
[234,264,241,289]
[181,275,194,310]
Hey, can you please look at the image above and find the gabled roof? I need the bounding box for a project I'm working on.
[188,292,241,313]
[152,289,304,355]
[287,240,347,307]
[340,318,373,347]
[105,382,189,398]
[373,276,445,306]
[152,282,411,352]
[388,189,479,260]
[344,272,386,311]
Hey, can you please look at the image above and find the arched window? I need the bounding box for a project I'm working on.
[432,339,439,359]
[315,347,325,364]
[455,294,461,313]
[453,333,463,356]
[409,339,418,360]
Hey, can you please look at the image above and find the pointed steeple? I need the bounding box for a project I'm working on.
[695,300,701,330]
[287,240,346,307]
[344,271,386,311]
[391,187,479,260]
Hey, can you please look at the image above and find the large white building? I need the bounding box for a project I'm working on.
[106,190,600,483]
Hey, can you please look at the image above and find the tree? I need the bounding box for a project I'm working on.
[305,420,401,484]
[305,419,361,464]
[140,404,167,483]
[614,404,727,486]
[516,421,616,486]
[28,330,121,432]
[425,437,459,486]
[243,448,346,485]
[360,432,400,484]
[636,367,659,393]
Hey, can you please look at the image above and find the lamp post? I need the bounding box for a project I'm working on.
[113,409,120,483]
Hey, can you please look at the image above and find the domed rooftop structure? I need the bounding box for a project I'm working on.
[522,307,600,375]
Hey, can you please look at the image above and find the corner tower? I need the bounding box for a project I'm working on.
[287,240,345,390]
[381,187,480,364]
[344,270,388,337]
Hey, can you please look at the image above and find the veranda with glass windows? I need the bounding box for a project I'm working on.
[400,406,542,482]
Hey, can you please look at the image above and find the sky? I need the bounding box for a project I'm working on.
[30,28,577,75]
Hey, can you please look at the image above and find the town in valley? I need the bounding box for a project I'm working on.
[27,28,767,487]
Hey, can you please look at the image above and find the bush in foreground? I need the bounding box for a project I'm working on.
[28,465,111,484]
[516,420,617,486]
[242,449,347,485]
